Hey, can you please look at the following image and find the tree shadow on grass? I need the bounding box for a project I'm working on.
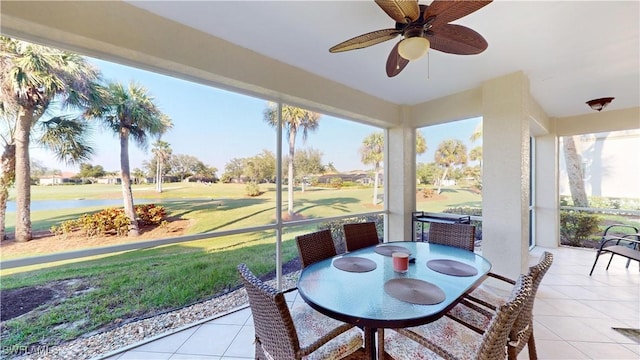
[295,197,360,214]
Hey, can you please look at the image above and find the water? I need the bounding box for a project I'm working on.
[5,199,155,212]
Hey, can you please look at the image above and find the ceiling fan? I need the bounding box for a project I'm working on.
[329,0,492,77]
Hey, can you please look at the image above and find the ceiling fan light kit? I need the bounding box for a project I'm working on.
[398,36,430,60]
[586,97,614,111]
[329,0,493,77]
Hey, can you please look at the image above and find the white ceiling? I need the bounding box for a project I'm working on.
[128,1,639,119]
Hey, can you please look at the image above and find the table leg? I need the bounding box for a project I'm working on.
[364,326,376,360]
[377,328,385,360]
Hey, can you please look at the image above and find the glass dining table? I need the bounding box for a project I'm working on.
[296,241,492,360]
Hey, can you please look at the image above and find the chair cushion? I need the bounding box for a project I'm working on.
[292,302,363,360]
[384,316,483,360]
[448,286,507,330]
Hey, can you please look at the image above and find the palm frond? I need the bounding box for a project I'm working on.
[38,115,94,164]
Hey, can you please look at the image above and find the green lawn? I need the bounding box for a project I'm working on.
[0,182,476,351]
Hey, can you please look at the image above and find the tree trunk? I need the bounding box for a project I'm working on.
[287,128,296,216]
[0,144,16,241]
[119,129,139,236]
[372,165,379,205]
[436,167,450,195]
[155,158,162,193]
[14,111,33,242]
[563,136,588,207]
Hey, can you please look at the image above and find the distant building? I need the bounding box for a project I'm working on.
[316,171,381,185]
[96,175,122,185]
[38,172,77,186]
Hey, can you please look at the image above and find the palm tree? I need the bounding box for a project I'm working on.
[434,139,467,194]
[416,130,428,156]
[132,168,145,184]
[1,36,101,242]
[360,132,384,205]
[469,146,483,168]
[562,136,588,206]
[263,104,320,216]
[151,140,172,192]
[87,81,172,236]
[360,131,427,205]
[469,121,483,143]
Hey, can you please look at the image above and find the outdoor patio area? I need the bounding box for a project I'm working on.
[101,245,639,360]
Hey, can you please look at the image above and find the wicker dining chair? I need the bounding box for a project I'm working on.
[384,274,533,360]
[237,264,365,360]
[296,229,338,268]
[448,251,554,360]
[343,222,380,252]
[427,222,476,251]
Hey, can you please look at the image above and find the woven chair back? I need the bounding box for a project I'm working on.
[428,222,475,251]
[477,274,533,360]
[343,222,380,252]
[237,263,299,359]
[509,251,554,356]
[296,229,338,268]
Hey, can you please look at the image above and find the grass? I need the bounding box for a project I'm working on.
[1,230,305,349]
[4,183,381,233]
[0,182,469,351]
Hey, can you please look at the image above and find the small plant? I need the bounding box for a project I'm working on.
[421,188,435,198]
[560,210,602,246]
[245,182,261,197]
[329,177,343,189]
[136,204,167,225]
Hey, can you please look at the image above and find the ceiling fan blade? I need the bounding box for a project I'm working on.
[329,28,401,53]
[424,0,492,26]
[428,24,488,55]
[375,0,420,24]
[386,41,410,77]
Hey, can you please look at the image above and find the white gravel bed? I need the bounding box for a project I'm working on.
[14,272,300,360]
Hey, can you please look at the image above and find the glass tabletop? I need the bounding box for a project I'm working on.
[297,242,492,328]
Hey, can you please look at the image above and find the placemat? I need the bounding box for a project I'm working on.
[384,278,445,305]
[374,245,411,257]
[427,259,478,277]
[333,257,377,272]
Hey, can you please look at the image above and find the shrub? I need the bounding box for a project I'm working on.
[421,188,435,198]
[329,177,343,189]
[560,210,602,246]
[136,204,167,226]
[52,204,167,238]
[245,182,261,197]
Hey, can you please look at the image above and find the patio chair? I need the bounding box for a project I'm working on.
[589,224,640,276]
[428,222,476,251]
[296,229,338,268]
[448,251,554,360]
[384,274,533,360]
[343,222,380,252]
[237,263,365,360]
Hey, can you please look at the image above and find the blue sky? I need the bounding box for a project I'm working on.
[31,58,481,174]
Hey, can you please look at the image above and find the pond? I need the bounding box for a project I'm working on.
[5,199,156,212]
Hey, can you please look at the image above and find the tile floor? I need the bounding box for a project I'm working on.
[100,246,639,360]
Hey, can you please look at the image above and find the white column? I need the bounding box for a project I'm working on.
[386,107,416,242]
[482,72,531,278]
